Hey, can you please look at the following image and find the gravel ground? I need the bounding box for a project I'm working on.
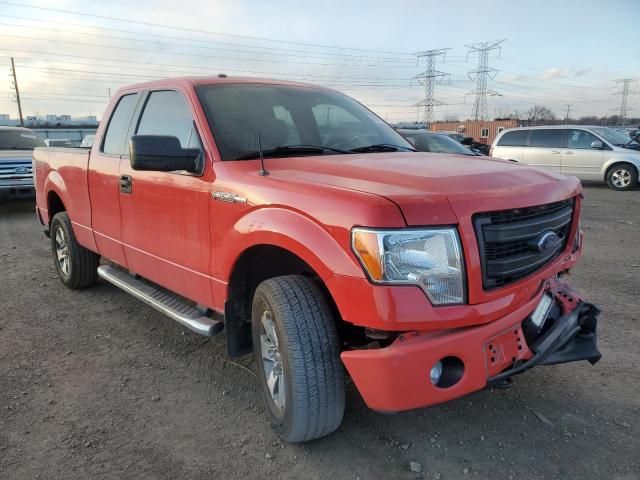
[0,184,638,480]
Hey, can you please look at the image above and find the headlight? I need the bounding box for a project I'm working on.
[352,228,465,305]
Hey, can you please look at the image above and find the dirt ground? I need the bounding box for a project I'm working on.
[1,184,638,480]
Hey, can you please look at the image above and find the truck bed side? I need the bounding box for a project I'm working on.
[34,147,96,252]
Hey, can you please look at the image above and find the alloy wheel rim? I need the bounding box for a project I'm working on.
[55,227,70,276]
[259,310,285,410]
[612,169,631,188]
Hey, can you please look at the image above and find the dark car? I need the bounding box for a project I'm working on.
[398,129,481,156]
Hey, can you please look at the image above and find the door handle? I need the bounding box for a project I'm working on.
[119,174,132,194]
[551,151,561,154]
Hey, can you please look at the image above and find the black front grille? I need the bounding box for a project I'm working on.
[474,199,574,289]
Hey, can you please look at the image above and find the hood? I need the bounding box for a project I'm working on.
[0,150,34,162]
[271,152,572,225]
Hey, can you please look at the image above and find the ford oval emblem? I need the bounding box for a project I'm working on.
[15,166,29,174]
[536,231,561,253]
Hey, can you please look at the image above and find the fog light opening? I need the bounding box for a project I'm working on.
[431,356,465,389]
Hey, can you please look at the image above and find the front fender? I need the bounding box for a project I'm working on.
[601,155,640,179]
[219,206,364,282]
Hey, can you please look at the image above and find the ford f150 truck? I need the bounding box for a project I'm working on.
[33,76,601,442]
[1,126,45,199]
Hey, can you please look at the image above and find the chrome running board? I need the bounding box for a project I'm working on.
[97,265,223,337]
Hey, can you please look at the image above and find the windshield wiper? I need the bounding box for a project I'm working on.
[348,143,415,153]
[235,144,351,160]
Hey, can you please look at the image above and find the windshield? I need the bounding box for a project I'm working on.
[405,132,476,155]
[591,127,639,147]
[196,84,413,160]
[445,132,466,143]
[0,130,46,150]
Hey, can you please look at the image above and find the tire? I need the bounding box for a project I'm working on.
[251,275,345,442]
[50,212,100,289]
[606,163,638,191]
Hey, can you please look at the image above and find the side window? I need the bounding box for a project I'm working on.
[497,130,528,147]
[566,129,600,149]
[102,93,139,155]
[529,129,565,148]
[136,90,200,149]
[273,105,301,144]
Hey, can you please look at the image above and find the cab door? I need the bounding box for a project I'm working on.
[118,89,214,307]
[561,129,605,181]
[522,129,566,173]
[88,92,140,267]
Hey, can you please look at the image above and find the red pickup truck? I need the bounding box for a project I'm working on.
[33,76,601,442]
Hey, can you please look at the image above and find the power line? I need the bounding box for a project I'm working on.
[465,39,505,121]
[411,49,450,124]
[0,1,413,56]
[613,78,638,126]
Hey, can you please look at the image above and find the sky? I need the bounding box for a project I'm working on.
[0,0,639,123]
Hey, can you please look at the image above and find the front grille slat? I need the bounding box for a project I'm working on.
[474,199,574,289]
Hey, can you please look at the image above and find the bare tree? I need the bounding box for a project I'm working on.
[443,113,460,122]
[526,105,556,125]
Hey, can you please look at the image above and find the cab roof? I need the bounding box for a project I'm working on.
[117,75,331,95]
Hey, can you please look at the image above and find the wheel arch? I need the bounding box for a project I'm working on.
[224,243,344,358]
[602,158,640,181]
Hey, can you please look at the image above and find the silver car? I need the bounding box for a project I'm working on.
[0,126,46,199]
[491,125,640,191]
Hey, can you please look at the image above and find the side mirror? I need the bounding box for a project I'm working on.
[129,135,200,173]
[590,140,604,149]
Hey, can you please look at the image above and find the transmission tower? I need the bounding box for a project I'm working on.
[466,40,505,121]
[411,49,450,125]
[613,78,638,126]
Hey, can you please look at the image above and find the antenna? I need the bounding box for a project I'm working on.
[257,134,269,176]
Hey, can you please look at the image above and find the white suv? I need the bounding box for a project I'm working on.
[491,125,640,191]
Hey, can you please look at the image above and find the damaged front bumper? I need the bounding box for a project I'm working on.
[341,280,601,412]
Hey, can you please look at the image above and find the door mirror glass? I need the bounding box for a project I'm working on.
[129,135,200,173]
[590,140,603,149]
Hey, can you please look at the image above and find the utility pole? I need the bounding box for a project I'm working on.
[564,104,572,124]
[466,39,505,121]
[10,57,24,127]
[411,48,450,126]
[613,78,638,126]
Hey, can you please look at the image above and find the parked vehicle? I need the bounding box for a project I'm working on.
[491,125,640,191]
[437,131,490,155]
[45,139,74,148]
[398,129,481,156]
[33,77,601,442]
[0,126,45,199]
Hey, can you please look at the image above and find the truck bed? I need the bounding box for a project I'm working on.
[33,147,93,243]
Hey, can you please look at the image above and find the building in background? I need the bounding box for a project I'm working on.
[429,119,521,145]
[0,114,99,128]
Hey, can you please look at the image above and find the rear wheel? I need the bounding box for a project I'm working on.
[50,212,100,289]
[606,163,638,191]
[252,275,345,442]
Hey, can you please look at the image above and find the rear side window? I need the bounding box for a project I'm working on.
[529,129,565,148]
[497,130,528,146]
[136,90,200,149]
[102,93,139,155]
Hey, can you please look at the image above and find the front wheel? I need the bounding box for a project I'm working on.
[606,164,638,191]
[252,275,345,442]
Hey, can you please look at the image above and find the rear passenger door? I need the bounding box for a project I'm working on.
[118,89,214,307]
[561,129,605,180]
[88,92,140,267]
[522,129,566,173]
